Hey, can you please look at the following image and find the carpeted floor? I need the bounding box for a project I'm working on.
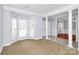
[1,39,79,55]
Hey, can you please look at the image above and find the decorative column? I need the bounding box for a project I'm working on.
[54,17,57,38]
[76,16,78,42]
[68,10,73,48]
[46,17,49,39]
[78,8,79,50]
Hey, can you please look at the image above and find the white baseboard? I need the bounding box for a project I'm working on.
[3,43,12,47]
[0,46,3,54]
[78,48,79,51]
[3,37,41,47]
[3,40,18,47]
[0,38,40,53]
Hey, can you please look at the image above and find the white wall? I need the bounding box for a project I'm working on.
[0,5,3,52]
[2,8,44,45]
[3,8,11,44]
[34,16,44,39]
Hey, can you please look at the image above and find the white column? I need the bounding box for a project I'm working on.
[76,16,78,42]
[78,8,79,50]
[46,17,48,39]
[54,17,57,38]
[68,10,73,48]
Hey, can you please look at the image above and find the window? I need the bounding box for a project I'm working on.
[29,20,35,37]
[18,19,27,37]
[11,17,17,39]
[11,13,35,39]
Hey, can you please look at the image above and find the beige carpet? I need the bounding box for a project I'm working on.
[1,39,79,55]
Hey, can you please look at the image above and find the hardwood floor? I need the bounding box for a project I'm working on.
[1,39,79,55]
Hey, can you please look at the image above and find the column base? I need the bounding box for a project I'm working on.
[46,38,49,40]
[68,45,73,48]
[78,48,79,51]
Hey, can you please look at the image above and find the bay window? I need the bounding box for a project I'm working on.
[29,19,35,37]
[11,13,35,39]
[18,18,27,37]
[11,17,17,39]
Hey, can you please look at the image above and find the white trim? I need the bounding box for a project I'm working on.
[46,17,48,39]
[78,7,79,51]
[55,17,57,38]
[3,6,44,17]
[78,48,79,51]
[3,37,42,47]
[68,10,73,48]
[45,5,79,16]
[76,16,78,42]
[3,39,18,47]
[0,46,3,54]
[0,5,3,54]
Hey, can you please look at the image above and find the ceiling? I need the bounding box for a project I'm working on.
[4,4,70,15]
